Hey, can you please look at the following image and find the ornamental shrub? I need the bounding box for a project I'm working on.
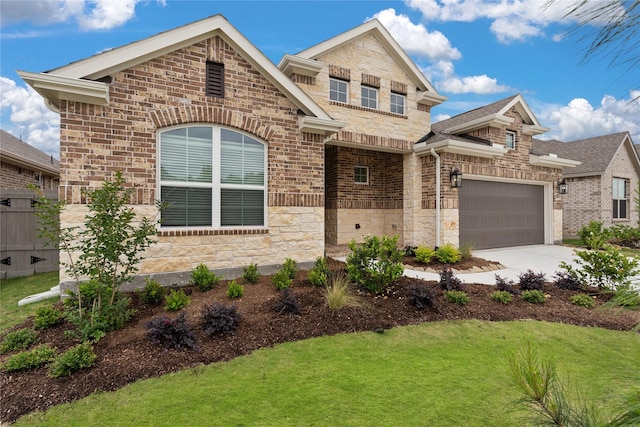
[140,277,165,305]
[242,263,260,284]
[201,303,241,336]
[0,329,38,354]
[34,306,64,329]
[4,344,56,372]
[570,294,595,308]
[522,290,546,304]
[145,312,198,351]
[272,268,293,290]
[282,258,298,280]
[495,275,519,295]
[191,263,220,292]
[577,220,609,250]
[553,271,584,291]
[435,243,462,264]
[439,267,464,291]
[518,269,546,291]
[227,280,244,299]
[444,290,469,305]
[346,234,404,293]
[407,283,438,310]
[560,246,639,290]
[491,290,513,304]
[272,288,300,315]
[48,342,96,378]
[414,246,435,264]
[164,288,190,312]
[308,257,329,287]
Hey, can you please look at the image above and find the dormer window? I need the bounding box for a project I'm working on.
[329,78,348,103]
[361,86,377,109]
[505,130,516,149]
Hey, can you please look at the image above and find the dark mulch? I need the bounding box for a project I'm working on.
[1,258,638,424]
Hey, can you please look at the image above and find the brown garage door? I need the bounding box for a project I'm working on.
[459,180,544,249]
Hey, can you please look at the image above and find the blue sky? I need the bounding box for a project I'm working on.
[1,0,639,157]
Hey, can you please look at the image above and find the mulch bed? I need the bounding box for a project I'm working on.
[1,258,638,424]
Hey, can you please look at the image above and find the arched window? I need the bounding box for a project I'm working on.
[158,126,266,228]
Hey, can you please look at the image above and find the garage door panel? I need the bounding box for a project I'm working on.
[460,180,544,249]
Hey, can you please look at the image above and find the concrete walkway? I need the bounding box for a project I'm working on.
[404,244,579,285]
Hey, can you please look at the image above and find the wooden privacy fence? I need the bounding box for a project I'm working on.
[0,188,59,279]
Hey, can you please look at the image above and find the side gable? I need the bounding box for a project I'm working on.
[18,15,343,136]
[0,130,59,176]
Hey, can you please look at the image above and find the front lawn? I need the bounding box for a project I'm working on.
[0,272,59,334]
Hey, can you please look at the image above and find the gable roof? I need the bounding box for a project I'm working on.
[0,129,59,176]
[18,14,344,135]
[532,132,638,177]
[281,19,446,107]
[431,94,548,135]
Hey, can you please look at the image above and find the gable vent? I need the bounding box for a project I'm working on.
[206,61,224,98]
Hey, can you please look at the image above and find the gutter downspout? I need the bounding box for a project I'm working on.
[430,147,441,247]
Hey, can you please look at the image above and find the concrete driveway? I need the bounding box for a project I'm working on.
[405,244,579,285]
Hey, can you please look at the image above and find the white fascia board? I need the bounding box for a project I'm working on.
[523,124,550,135]
[529,154,582,169]
[278,54,324,77]
[414,139,508,159]
[501,94,546,129]
[0,149,60,176]
[299,116,346,136]
[418,91,447,107]
[445,114,513,134]
[17,70,108,111]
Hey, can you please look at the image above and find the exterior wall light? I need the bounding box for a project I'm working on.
[450,167,462,188]
[558,178,568,195]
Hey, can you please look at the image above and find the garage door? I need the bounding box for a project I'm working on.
[459,180,544,249]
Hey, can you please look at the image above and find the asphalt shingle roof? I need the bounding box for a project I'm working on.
[430,94,519,133]
[0,129,60,173]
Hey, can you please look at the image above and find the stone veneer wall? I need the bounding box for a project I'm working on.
[57,36,326,285]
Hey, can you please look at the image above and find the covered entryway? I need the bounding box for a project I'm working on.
[459,180,544,249]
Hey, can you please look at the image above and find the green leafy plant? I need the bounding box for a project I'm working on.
[439,267,464,291]
[522,290,546,304]
[34,306,64,329]
[560,246,639,290]
[48,342,96,378]
[282,258,298,280]
[609,224,640,249]
[140,278,165,305]
[4,344,57,372]
[272,288,300,315]
[570,294,596,308]
[32,171,162,343]
[407,283,438,311]
[191,263,220,292]
[577,220,610,250]
[164,289,191,312]
[444,290,469,305]
[0,328,38,354]
[435,243,462,264]
[414,246,435,264]
[308,257,329,287]
[226,280,244,299]
[518,269,546,291]
[601,283,640,309]
[346,234,404,293]
[553,271,584,291]
[145,312,198,351]
[491,290,513,304]
[242,263,260,284]
[272,268,293,290]
[200,303,241,336]
[323,271,364,310]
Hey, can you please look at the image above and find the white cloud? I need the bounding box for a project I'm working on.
[423,60,510,94]
[537,92,640,143]
[370,8,461,61]
[404,0,594,43]
[0,77,60,156]
[1,0,165,31]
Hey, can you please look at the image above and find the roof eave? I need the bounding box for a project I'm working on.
[414,138,508,159]
[0,149,60,176]
[278,54,324,78]
[299,116,346,136]
[523,124,550,136]
[418,91,447,107]
[529,154,581,169]
[445,114,513,134]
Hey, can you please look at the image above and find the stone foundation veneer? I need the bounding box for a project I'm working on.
[58,204,322,293]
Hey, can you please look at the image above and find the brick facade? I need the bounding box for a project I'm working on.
[1,161,58,190]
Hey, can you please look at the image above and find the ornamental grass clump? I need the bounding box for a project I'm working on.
[323,271,364,310]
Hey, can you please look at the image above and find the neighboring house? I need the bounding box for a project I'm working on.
[533,132,639,237]
[0,129,60,278]
[17,15,573,289]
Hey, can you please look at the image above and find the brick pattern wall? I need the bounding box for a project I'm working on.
[1,161,59,190]
[328,65,350,80]
[390,81,407,94]
[59,36,323,209]
[361,73,380,88]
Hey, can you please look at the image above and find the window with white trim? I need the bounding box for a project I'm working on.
[390,92,405,115]
[361,86,377,109]
[505,130,516,149]
[329,78,348,103]
[354,165,369,184]
[159,126,266,228]
[613,177,629,219]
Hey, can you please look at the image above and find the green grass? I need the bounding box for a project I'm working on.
[563,238,640,258]
[13,320,640,427]
[0,272,59,334]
